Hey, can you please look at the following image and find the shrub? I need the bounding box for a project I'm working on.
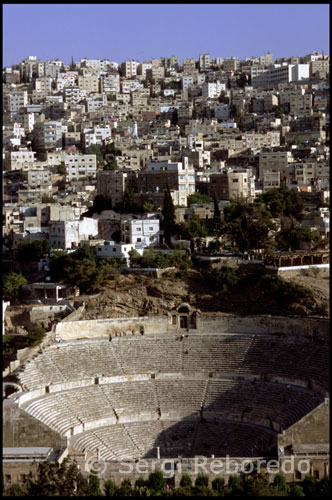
[180,473,193,488]
[195,473,209,488]
[212,477,225,494]
[26,326,46,347]
[3,272,28,303]
[210,266,239,291]
[148,469,166,492]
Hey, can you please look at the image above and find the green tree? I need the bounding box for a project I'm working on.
[256,184,304,221]
[42,195,56,204]
[27,325,46,347]
[148,469,166,492]
[179,215,208,239]
[88,144,104,167]
[223,200,274,252]
[210,266,239,292]
[272,472,289,495]
[57,163,67,176]
[16,239,51,262]
[104,479,117,496]
[180,473,193,489]
[195,473,209,488]
[162,185,176,245]
[276,223,322,251]
[87,473,103,496]
[212,190,221,221]
[118,478,133,496]
[3,272,28,302]
[187,193,212,206]
[212,477,225,494]
[226,475,243,496]
[142,201,155,212]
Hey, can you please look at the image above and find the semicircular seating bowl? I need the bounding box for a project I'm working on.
[17,333,329,460]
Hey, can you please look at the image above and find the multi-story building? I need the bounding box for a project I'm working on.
[82,126,112,149]
[263,171,281,191]
[100,72,120,93]
[183,58,196,73]
[4,150,36,171]
[65,154,97,182]
[121,217,161,247]
[202,81,226,98]
[199,54,211,71]
[97,170,137,205]
[64,86,87,104]
[77,75,99,93]
[137,62,152,78]
[49,218,99,250]
[137,158,195,196]
[120,60,138,78]
[252,63,310,87]
[209,168,255,201]
[223,58,240,73]
[85,94,107,113]
[33,121,63,152]
[19,56,44,80]
[3,90,28,113]
[27,168,51,188]
[259,151,293,180]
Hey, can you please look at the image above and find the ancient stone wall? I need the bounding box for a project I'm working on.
[3,400,67,448]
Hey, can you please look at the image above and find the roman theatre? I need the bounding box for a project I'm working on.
[3,308,330,484]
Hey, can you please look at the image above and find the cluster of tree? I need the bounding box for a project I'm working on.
[49,246,125,294]
[16,239,51,263]
[4,464,329,497]
[3,326,46,355]
[3,272,28,303]
[209,266,239,292]
[129,248,192,270]
[187,193,212,206]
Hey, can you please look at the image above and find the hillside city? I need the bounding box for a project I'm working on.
[2,51,330,496]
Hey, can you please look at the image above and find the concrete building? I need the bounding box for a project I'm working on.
[65,154,97,182]
[259,151,294,181]
[202,81,226,98]
[33,121,63,152]
[199,54,211,71]
[82,126,112,148]
[120,60,138,78]
[49,218,99,250]
[97,170,137,205]
[100,73,120,93]
[209,168,255,201]
[77,75,99,93]
[252,64,310,87]
[4,151,36,171]
[3,91,28,113]
[121,218,161,248]
[95,241,142,264]
[137,159,195,197]
[27,169,51,188]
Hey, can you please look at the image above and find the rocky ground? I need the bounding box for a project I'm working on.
[79,267,330,320]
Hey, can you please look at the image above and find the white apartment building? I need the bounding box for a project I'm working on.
[121,80,143,93]
[202,81,226,98]
[121,218,161,248]
[34,76,53,93]
[101,73,120,93]
[252,63,310,87]
[4,150,36,171]
[83,126,112,148]
[65,154,97,181]
[95,241,142,264]
[49,218,99,250]
[56,74,76,91]
[23,113,35,133]
[85,94,107,112]
[20,56,44,79]
[64,86,87,104]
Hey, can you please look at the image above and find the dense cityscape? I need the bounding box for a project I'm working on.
[2,46,330,497]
